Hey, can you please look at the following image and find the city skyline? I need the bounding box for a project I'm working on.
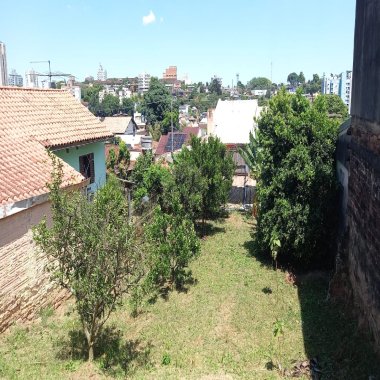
[1,0,356,85]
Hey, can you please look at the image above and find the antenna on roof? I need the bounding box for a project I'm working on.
[29,60,72,88]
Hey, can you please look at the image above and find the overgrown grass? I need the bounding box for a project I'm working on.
[0,212,379,379]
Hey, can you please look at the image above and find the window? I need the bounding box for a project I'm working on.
[79,153,95,184]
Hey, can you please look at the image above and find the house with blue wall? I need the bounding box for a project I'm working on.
[0,86,113,331]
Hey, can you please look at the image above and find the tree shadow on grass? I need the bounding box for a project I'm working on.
[297,273,380,379]
[195,221,226,238]
[147,270,198,305]
[55,325,153,377]
[243,239,273,269]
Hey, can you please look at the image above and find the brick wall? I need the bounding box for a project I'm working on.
[0,202,69,332]
[346,0,380,350]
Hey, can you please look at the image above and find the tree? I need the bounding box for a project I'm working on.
[298,72,305,84]
[208,78,222,95]
[161,110,180,134]
[145,204,200,288]
[33,160,143,361]
[237,81,245,93]
[254,88,339,267]
[287,72,299,88]
[323,94,349,121]
[142,77,171,125]
[120,97,134,115]
[101,94,120,116]
[239,131,260,179]
[107,139,131,179]
[303,73,322,95]
[173,136,235,226]
[247,77,272,91]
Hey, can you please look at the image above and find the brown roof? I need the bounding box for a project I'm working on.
[0,86,113,207]
[102,116,134,134]
[155,127,200,156]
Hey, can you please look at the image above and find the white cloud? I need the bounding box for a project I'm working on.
[160,17,164,23]
[142,10,156,26]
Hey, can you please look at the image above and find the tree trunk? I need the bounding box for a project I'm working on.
[88,344,94,362]
[84,324,95,362]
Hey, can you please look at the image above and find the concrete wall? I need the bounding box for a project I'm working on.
[0,202,69,332]
[346,0,380,348]
[55,141,107,193]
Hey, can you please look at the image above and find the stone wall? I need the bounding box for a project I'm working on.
[0,202,69,332]
[346,0,380,348]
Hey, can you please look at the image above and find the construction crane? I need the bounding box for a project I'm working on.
[29,60,72,87]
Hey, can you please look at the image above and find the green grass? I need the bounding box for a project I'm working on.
[0,212,379,379]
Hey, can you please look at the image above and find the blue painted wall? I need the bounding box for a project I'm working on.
[54,141,107,193]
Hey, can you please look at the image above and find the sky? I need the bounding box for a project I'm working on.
[1,0,356,85]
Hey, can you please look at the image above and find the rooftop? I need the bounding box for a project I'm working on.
[0,86,113,209]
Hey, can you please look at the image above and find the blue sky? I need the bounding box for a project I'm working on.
[1,0,356,85]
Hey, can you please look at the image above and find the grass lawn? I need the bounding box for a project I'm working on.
[0,212,379,379]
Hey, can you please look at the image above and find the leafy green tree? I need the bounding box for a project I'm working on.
[255,88,339,266]
[161,110,180,134]
[323,94,349,121]
[145,204,200,288]
[287,72,299,88]
[101,94,120,116]
[298,71,306,84]
[173,136,235,226]
[303,73,322,95]
[120,97,134,115]
[107,139,131,179]
[33,160,143,361]
[148,123,162,141]
[142,77,171,125]
[247,77,272,90]
[208,78,222,95]
[239,131,260,179]
[237,81,245,93]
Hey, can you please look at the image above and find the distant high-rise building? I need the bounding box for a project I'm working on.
[322,71,352,111]
[8,69,23,87]
[25,69,39,88]
[163,66,177,80]
[138,72,151,94]
[97,64,107,81]
[0,42,8,86]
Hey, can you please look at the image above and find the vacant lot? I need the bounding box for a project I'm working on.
[0,212,378,379]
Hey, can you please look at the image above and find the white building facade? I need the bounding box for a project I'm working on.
[0,42,8,86]
[25,69,39,88]
[138,72,151,94]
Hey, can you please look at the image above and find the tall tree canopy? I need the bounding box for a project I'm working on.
[247,77,272,90]
[287,72,299,88]
[208,78,222,95]
[142,77,171,125]
[255,88,339,267]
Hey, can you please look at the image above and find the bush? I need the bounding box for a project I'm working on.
[255,88,341,267]
[145,205,200,288]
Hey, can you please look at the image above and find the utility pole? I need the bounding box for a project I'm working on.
[171,96,174,154]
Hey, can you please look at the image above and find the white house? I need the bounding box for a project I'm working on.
[210,99,262,144]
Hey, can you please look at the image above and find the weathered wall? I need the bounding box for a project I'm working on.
[0,202,69,332]
[346,0,380,347]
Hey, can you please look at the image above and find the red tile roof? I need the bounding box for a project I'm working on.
[0,87,113,208]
